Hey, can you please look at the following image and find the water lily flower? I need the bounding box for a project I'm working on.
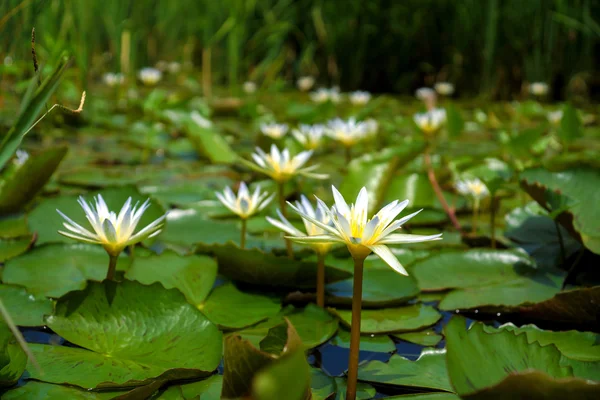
[310,88,341,104]
[103,72,125,87]
[243,81,257,94]
[325,118,369,147]
[456,178,489,234]
[260,122,289,139]
[297,76,315,92]
[57,195,166,279]
[415,87,436,101]
[216,182,274,220]
[364,118,379,136]
[243,144,327,183]
[434,82,455,96]
[288,186,442,274]
[547,110,563,125]
[267,195,333,306]
[413,108,446,135]
[349,90,371,105]
[292,124,326,150]
[529,82,549,96]
[138,67,162,86]
[167,61,181,74]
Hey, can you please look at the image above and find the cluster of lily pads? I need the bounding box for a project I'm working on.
[0,58,599,400]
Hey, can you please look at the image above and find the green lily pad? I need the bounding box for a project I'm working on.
[0,215,29,239]
[28,186,166,246]
[0,322,27,387]
[2,244,132,298]
[0,146,68,214]
[357,350,454,392]
[58,165,172,188]
[0,237,31,262]
[383,173,437,209]
[385,394,460,400]
[200,282,281,329]
[125,251,218,307]
[181,114,238,164]
[331,328,396,353]
[331,304,441,334]
[445,316,600,399]
[2,381,121,399]
[27,280,222,389]
[222,319,310,399]
[236,305,338,350]
[326,260,419,307]
[156,374,223,399]
[333,377,376,400]
[310,368,336,400]
[410,249,564,310]
[201,242,351,289]
[0,284,53,326]
[392,330,443,347]
[520,167,600,254]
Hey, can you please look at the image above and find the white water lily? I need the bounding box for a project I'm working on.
[413,108,446,135]
[57,195,165,256]
[547,110,563,125]
[415,87,436,101]
[103,72,125,87]
[529,82,549,96]
[287,186,442,274]
[138,67,162,86]
[364,119,379,136]
[434,82,454,96]
[292,124,326,150]
[243,81,257,94]
[349,91,371,105]
[297,76,315,92]
[310,88,341,104]
[216,182,274,219]
[243,144,328,183]
[267,195,334,255]
[325,118,369,147]
[260,122,289,139]
[456,178,489,200]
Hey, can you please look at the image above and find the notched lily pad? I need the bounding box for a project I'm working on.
[0,284,54,326]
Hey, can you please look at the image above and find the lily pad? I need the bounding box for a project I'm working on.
[357,349,454,392]
[392,330,443,347]
[445,316,600,399]
[2,381,120,399]
[385,394,460,400]
[331,328,396,353]
[156,374,223,399]
[331,304,441,334]
[201,242,351,289]
[2,244,132,298]
[200,282,281,329]
[0,237,32,262]
[0,215,29,239]
[0,146,68,214]
[28,186,166,245]
[125,251,218,307]
[333,377,376,400]
[27,280,222,389]
[0,322,27,387]
[0,284,53,326]
[410,249,564,310]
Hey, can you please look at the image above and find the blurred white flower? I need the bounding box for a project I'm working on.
[413,108,446,134]
[57,195,165,256]
[216,182,274,219]
[456,178,489,200]
[155,60,168,71]
[267,195,334,255]
[292,124,326,150]
[547,110,563,125]
[415,87,436,101]
[325,118,369,147]
[297,76,316,92]
[349,91,371,105]
[138,67,162,86]
[242,144,328,183]
[434,82,454,96]
[260,122,289,139]
[13,149,29,167]
[287,186,442,273]
[103,72,125,87]
[243,81,257,94]
[529,82,549,96]
[310,88,341,104]
[3,55,13,66]
[474,110,488,124]
[364,119,379,136]
[167,62,181,74]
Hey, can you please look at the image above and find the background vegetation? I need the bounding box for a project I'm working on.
[1,0,599,99]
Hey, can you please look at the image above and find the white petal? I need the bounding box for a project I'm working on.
[286,234,344,244]
[287,201,341,238]
[354,187,369,227]
[331,186,351,216]
[378,233,443,244]
[266,214,304,237]
[58,230,102,244]
[368,244,408,275]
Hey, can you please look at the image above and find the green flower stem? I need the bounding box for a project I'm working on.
[316,252,326,307]
[0,299,40,373]
[490,194,497,248]
[472,198,480,235]
[129,244,135,259]
[345,146,352,165]
[240,218,247,249]
[278,182,293,258]
[346,256,365,400]
[106,254,119,281]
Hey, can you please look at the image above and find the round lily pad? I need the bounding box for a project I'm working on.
[330,328,396,353]
[392,329,443,347]
[0,237,31,262]
[2,381,121,399]
[0,284,53,326]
